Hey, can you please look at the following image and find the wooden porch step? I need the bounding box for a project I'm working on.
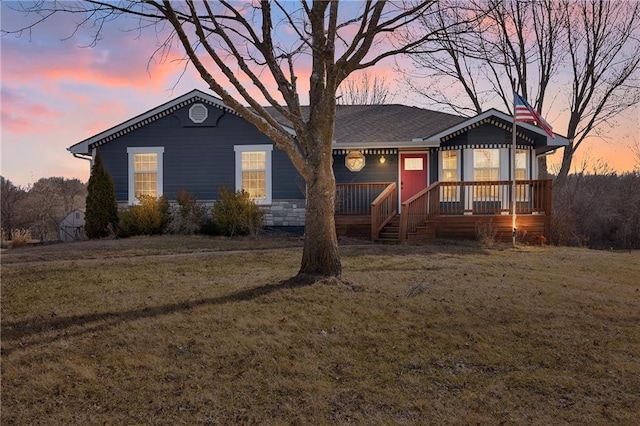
[375,214,401,243]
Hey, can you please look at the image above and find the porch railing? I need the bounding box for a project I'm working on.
[370,183,397,240]
[398,182,439,242]
[335,182,393,216]
[399,179,552,242]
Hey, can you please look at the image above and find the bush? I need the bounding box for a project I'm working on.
[9,228,31,248]
[212,187,264,237]
[167,190,207,235]
[476,219,497,248]
[118,195,170,237]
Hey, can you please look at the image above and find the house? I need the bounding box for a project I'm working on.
[59,209,87,242]
[68,89,568,242]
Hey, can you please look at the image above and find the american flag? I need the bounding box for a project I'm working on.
[514,92,555,138]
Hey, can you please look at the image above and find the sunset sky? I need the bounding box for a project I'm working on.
[2,2,638,188]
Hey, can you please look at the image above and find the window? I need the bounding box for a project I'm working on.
[440,150,459,201]
[515,149,528,200]
[404,157,424,170]
[473,149,500,199]
[515,149,527,180]
[127,147,164,204]
[234,145,272,204]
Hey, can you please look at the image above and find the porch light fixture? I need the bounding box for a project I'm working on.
[346,151,365,172]
[379,155,386,164]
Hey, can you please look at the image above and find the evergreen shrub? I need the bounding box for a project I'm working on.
[85,150,119,239]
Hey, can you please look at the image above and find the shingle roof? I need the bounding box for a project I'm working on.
[334,104,466,144]
[261,104,466,145]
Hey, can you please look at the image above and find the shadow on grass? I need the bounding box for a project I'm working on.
[1,275,322,356]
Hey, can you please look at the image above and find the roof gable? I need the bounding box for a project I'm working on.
[68,89,236,155]
[424,108,570,152]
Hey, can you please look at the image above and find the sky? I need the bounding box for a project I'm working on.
[1,2,639,188]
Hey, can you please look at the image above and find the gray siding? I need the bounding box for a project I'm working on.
[273,149,305,199]
[429,148,439,184]
[442,123,533,148]
[333,153,398,184]
[468,123,510,145]
[97,103,303,202]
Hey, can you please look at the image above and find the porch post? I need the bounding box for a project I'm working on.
[511,91,518,248]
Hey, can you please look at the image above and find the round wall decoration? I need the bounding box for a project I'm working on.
[345,151,365,172]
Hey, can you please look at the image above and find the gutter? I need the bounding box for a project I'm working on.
[71,152,92,161]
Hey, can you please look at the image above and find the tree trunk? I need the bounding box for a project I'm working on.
[556,145,574,185]
[537,155,548,179]
[299,150,341,278]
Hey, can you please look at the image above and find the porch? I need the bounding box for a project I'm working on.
[335,180,553,243]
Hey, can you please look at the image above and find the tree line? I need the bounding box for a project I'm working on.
[552,170,640,249]
[1,176,86,242]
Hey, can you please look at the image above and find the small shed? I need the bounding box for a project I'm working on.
[59,209,87,242]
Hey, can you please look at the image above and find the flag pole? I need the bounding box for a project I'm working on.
[511,85,518,248]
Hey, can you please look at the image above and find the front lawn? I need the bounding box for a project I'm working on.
[2,236,639,424]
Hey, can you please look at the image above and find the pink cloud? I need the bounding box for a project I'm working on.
[3,40,185,90]
[81,99,130,135]
[1,6,188,92]
[1,87,62,134]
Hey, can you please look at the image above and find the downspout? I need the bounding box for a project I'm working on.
[70,150,94,180]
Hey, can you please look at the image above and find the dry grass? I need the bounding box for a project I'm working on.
[2,236,639,424]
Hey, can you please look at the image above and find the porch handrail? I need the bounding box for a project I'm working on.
[370,182,397,240]
[398,180,552,241]
[399,182,440,242]
[436,179,553,215]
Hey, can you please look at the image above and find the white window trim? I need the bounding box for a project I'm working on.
[471,148,501,200]
[515,149,530,180]
[234,144,273,205]
[439,149,461,202]
[515,149,530,202]
[127,147,164,205]
[499,148,510,181]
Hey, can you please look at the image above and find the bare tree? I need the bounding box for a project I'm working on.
[338,71,393,105]
[0,176,27,239]
[401,0,640,181]
[398,0,489,116]
[632,141,640,170]
[5,1,473,279]
[558,0,640,181]
[13,177,87,241]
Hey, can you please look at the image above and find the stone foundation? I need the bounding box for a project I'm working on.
[119,198,307,228]
[260,199,306,227]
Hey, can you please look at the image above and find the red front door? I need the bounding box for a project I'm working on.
[400,153,428,203]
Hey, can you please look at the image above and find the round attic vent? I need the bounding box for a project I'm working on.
[189,103,208,123]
